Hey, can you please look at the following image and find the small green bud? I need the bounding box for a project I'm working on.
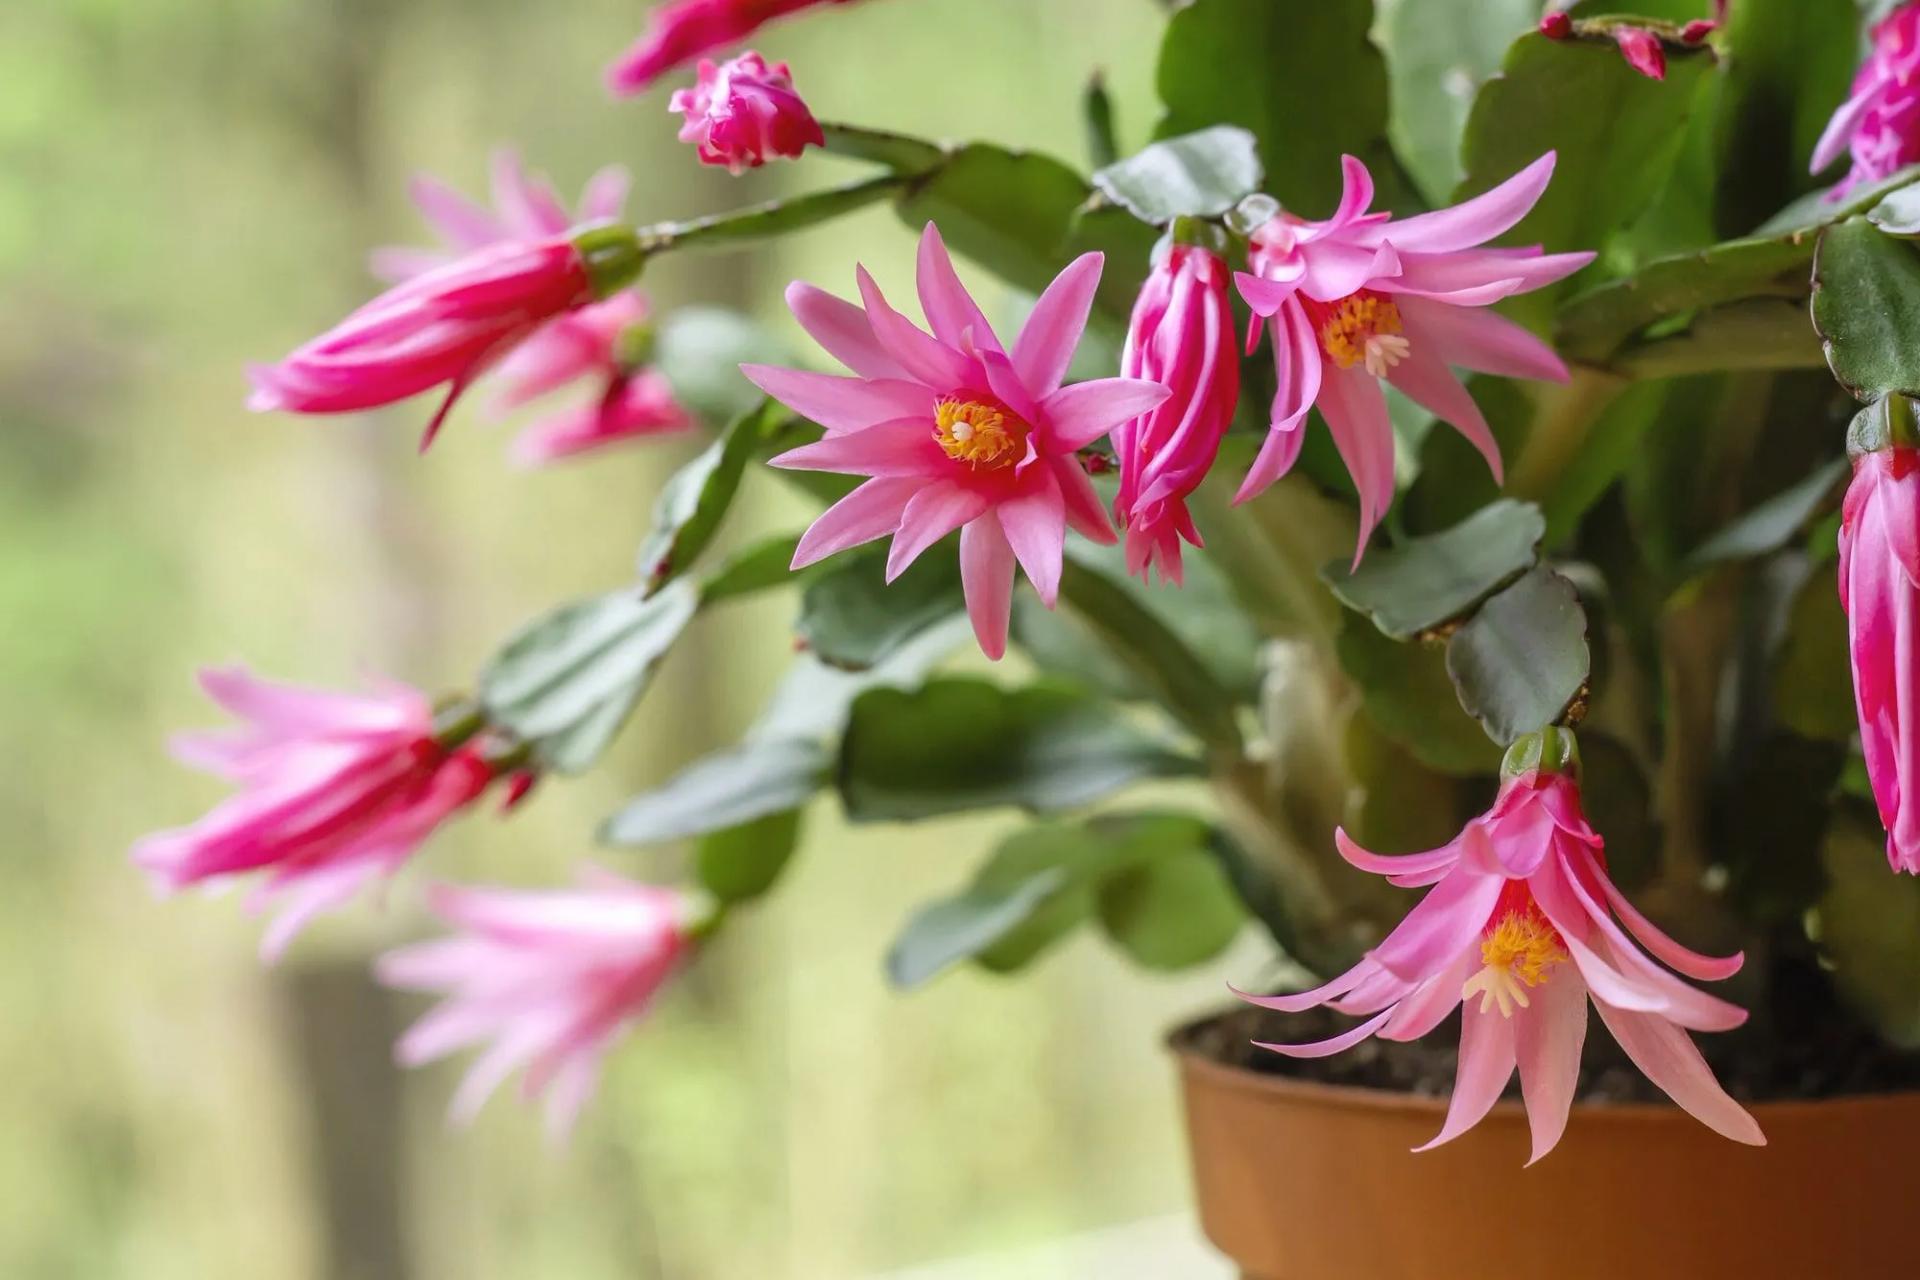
[574,225,647,299]
[1847,394,1920,458]
[1501,726,1581,781]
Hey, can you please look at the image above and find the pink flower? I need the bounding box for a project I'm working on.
[670,51,824,174]
[1613,26,1668,81]
[1813,3,1920,198]
[1114,241,1240,585]
[1539,11,1573,39]
[376,871,695,1139]
[1235,154,1593,563]
[746,224,1169,659]
[607,0,860,96]
[133,669,495,959]
[248,235,615,449]
[510,371,693,466]
[1840,446,1920,871]
[369,149,631,285]
[1239,743,1763,1162]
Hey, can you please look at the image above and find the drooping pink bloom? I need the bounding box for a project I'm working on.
[608,0,861,95]
[670,51,824,174]
[1113,241,1240,585]
[369,149,632,285]
[1239,747,1763,1162]
[1613,26,1668,81]
[747,224,1168,658]
[511,371,693,465]
[1235,153,1593,562]
[1813,3,1920,198]
[376,871,695,1139]
[133,668,495,959]
[1839,447,1920,872]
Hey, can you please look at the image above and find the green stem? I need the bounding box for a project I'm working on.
[1504,366,1630,505]
[817,123,949,174]
[635,171,912,255]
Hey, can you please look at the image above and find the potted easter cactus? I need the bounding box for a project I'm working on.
[135,0,1920,1273]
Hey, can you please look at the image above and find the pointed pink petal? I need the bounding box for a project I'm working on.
[1012,252,1103,397]
[1326,155,1377,228]
[1391,248,1594,302]
[997,469,1067,605]
[1380,955,1473,1041]
[1236,424,1308,503]
[915,223,1001,352]
[490,150,572,237]
[1398,296,1569,383]
[1050,456,1117,544]
[409,174,504,249]
[1231,962,1374,1013]
[578,165,631,223]
[857,266,977,390]
[1592,1001,1765,1145]
[741,364,930,434]
[1366,153,1558,255]
[1368,868,1504,982]
[1414,1004,1516,1151]
[791,476,918,568]
[1814,80,1889,174]
[1316,361,1397,564]
[1253,1006,1396,1059]
[1587,853,1744,983]
[785,282,910,382]
[1334,827,1467,880]
[1516,970,1588,1164]
[1041,378,1171,452]
[886,484,989,581]
[959,517,1017,660]
[768,418,945,477]
[1235,271,1299,318]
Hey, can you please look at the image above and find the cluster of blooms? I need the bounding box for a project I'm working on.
[139,0,1920,1155]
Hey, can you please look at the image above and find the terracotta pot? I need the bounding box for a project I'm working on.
[1171,1016,1920,1280]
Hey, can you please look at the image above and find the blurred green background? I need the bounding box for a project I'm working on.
[0,1,1271,1274]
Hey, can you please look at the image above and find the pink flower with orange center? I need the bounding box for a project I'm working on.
[1813,2,1920,198]
[133,669,495,959]
[1239,746,1763,1162]
[606,0,862,96]
[670,51,824,174]
[1234,153,1593,563]
[377,871,696,1140]
[748,224,1169,658]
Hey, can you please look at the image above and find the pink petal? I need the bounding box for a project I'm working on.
[1368,868,1505,982]
[1592,1001,1765,1146]
[959,517,1017,660]
[1380,955,1473,1041]
[1236,423,1308,503]
[791,476,918,568]
[490,150,572,237]
[740,365,930,435]
[1253,1006,1397,1059]
[1334,827,1467,883]
[768,417,946,476]
[1388,344,1507,483]
[1041,378,1171,452]
[1413,1004,1516,1151]
[1012,252,1104,397]
[915,223,1001,352]
[1589,853,1744,983]
[857,266,977,390]
[1364,152,1558,255]
[1316,361,1397,565]
[886,484,990,581]
[1235,271,1300,318]
[1326,154,1377,228]
[997,469,1067,605]
[409,174,504,250]
[1398,296,1569,383]
[1231,962,1374,1014]
[1515,970,1588,1165]
[1050,456,1118,544]
[785,282,910,381]
[1813,79,1888,174]
[578,165,632,223]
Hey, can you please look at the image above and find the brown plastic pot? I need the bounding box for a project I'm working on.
[1172,1016,1920,1280]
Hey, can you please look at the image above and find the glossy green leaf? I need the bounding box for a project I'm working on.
[635,400,793,593]
[838,679,1203,822]
[1685,458,1848,574]
[695,809,804,905]
[1010,593,1150,703]
[699,532,803,604]
[893,144,1090,296]
[886,868,1071,989]
[1096,847,1244,970]
[1813,218,1920,403]
[1445,567,1591,744]
[480,580,700,774]
[1817,812,1920,1047]
[1336,620,1502,775]
[751,620,969,743]
[600,737,829,846]
[1091,126,1262,225]
[651,307,785,426]
[1759,165,1920,237]
[1155,0,1400,217]
[1323,499,1545,638]
[817,123,948,173]
[796,544,962,672]
[1380,0,1538,202]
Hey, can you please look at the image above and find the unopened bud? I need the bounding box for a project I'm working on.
[1540,11,1573,39]
[1679,19,1716,44]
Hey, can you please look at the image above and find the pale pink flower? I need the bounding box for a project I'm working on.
[133,668,494,959]
[1840,447,1920,871]
[670,51,824,174]
[1235,153,1593,562]
[1813,3,1920,198]
[1114,242,1240,585]
[747,224,1169,658]
[1239,759,1763,1162]
[510,371,693,466]
[376,871,695,1139]
[607,0,860,96]
[1612,26,1668,81]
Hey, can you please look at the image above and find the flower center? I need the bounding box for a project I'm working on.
[1310,290,1410,377]
[934,397,1028,470]
[1461,903,1567,1018]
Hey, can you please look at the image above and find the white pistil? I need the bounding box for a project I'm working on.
[1364,333,1412,378]
[1462,964,1532,1018]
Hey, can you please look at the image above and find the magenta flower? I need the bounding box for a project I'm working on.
[1840,447,1920,871]
[1612,26,1668,81]
[133,669,495,959]
[510,372,693,466]
[1114,241,1240,585]
[607,0,860,96]
[376,871,695,1139]
[670,51,825,174]
[1239,749,1763,1162]
[1813,3,1920,198]
[747,224,1169,659]
[1235,153,1593,562]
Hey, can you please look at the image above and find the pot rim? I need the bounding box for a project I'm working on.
[1167,1007,1920,1123]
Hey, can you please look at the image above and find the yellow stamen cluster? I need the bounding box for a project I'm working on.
[1461,907,1568,1018]
[934,398,1027,470]
[1318,292,1411,377]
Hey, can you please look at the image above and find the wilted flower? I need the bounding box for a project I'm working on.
[377,871,697,1140]
[133,669,495,959]
[1839,428,1920,872]
[1813,2,1920,198]
[607,0,860,96]
[1239,732,1763,1162]
[1235,153,1592,562]
[670,51,824,173]
[1114,238,1240,585]
[747,223,1169,658]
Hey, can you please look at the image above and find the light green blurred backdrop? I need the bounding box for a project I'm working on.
[0,1,1267,1275]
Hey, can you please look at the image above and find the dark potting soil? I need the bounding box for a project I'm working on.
[1178,950,1920,1106]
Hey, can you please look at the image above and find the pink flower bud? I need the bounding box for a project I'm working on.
[1813,2,1920,198]
[1679,18,1716,44]
[670,51,825,174]
[1114,243,1240,585]
[1612,26,1667,81]
[1840,447,1920,871]
[1539,10,1573,39]
[608,0,860,97]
